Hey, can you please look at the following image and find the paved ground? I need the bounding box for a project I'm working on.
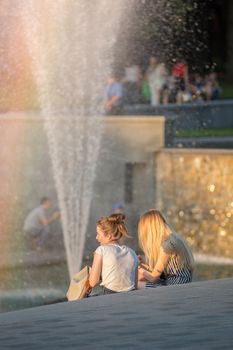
[0,278,233,349]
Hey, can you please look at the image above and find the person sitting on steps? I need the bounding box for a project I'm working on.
[88,213,139,295]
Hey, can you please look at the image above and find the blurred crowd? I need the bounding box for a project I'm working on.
[104,57,222,114]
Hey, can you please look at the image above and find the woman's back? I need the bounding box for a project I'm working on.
[138,210,194,288]
[96,244,138,292]
[161,233,194,284]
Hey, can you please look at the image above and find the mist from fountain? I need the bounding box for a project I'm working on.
[20,0,130,277]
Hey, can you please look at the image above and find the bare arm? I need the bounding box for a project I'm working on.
[139,248,169,283]
[40,211,60,226]
[140,262,151,271]
[106,95,120,109]
[89,253,102,288]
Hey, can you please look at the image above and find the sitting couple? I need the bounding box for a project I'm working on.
[88,209,194,295]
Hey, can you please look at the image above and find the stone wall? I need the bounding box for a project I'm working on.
[155,149,233,258]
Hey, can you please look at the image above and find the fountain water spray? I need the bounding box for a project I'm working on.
[20,0,130,277]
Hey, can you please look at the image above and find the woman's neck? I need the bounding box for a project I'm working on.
[108,239,120,245]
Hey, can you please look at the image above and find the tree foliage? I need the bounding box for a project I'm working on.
[117,0,212,73]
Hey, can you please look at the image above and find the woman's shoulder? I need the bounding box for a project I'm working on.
[124,245,138,256]
[161,234,177,254]
[96,244,138,257]
[95,244,114,255]
[95,243,123,254]
[95,245,105,256]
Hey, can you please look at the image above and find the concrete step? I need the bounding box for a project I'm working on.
[0,278,233,349]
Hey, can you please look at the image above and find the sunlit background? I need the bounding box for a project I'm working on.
[0,0,232,312]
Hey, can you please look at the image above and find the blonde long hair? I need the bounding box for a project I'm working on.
[138,209,194,271]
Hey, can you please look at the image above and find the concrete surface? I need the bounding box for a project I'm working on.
[0,278,233,349]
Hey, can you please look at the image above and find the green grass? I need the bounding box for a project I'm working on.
[176,128,233,138]
[220,80,233,99]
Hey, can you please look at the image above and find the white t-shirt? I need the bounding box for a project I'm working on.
[24,206,46,232]
[95,244,139,292]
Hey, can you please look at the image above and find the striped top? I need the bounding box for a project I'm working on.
[162,236,192,285]
[146,235,193,287]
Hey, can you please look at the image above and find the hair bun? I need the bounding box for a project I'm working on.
[108,213,125,224]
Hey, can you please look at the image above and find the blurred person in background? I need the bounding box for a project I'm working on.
[24,197,60,250]
[112,203,125,215]
[171,58,189,104]
[147,56,168,105]
[123,61,141,104]
[104,73,124,115]
[203,72,221,100]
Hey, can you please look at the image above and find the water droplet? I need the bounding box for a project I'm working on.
[208,184,215,192]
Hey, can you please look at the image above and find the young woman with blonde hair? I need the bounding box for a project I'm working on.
[138,209,194,287]
[89,213,139,294]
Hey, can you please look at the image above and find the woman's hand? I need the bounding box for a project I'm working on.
[138,256,150,272]
[137,255,143,263]
[138,266,145,281]
[85,280,92,296]
[140,248,169,283]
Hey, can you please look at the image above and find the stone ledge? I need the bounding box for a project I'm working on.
[0,278,232,349]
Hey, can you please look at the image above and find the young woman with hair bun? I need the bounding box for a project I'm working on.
[138,209,194,288]
[89,213,139,294]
